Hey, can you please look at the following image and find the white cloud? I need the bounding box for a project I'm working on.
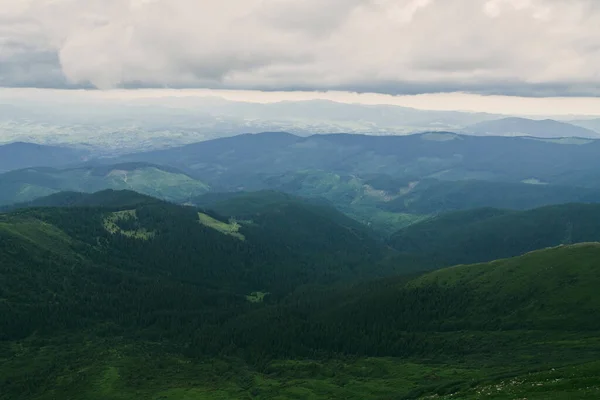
[0,0,600,95]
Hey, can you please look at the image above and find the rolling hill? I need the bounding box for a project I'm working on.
[115,131,600,188]
[0,189,162,211]
[0,142,87,172]
[3,190,600,399]
[195,244,600,398]
[465,117,600,138]
[383,179,600,214]
[223,243,600,356]
[192,175,600,234]
[0,162,209,206]
[389,203,600,266]
[570,118,600,133]
[0,190,392,299]
[107,132,600,234]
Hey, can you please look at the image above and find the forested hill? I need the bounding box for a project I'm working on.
[3,190,600,398]
[206,243,600,360]
[191,190,376,238]
[389,203,600,266]
[0,189,160,211]
[0,190,398,339]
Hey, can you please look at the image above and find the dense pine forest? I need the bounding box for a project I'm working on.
[1,189,600,399]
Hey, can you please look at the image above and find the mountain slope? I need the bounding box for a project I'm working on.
[203,243,600,367]
[3,193,600,399]
[192,191,386,262]
[409,242,600,328]
[570,118,600,133]
[0,189,161,212]
[110,131,600,233]
[0,163,209,205]
[383,179,600,214]
[193,190,362,231]
[389,203,600,266]
[116,131,600,189]
[1,190,392,305]
[465,117,600,138]
[0,142,87,173]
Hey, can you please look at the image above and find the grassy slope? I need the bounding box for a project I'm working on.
[0,164,209,206]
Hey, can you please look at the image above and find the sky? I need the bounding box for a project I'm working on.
[1,0,600,114]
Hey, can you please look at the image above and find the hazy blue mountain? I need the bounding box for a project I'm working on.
[0,162,209,205]
[1,97,500,153]
[116,131,600,188]
[464,117,600,138]
[0,142,87,172]
[570,118,600,133]
[103,132,600,232]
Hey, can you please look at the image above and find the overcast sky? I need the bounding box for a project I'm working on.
[1,0,600,112]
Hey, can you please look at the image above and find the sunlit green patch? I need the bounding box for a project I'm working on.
[197,212,245,241]
[103,210,155,240]
[246,291,270,303]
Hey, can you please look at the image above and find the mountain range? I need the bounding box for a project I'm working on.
[465,117,600,138]
[4,128,600,398]
[8,131,600,234]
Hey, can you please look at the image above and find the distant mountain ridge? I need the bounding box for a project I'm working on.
[0,142,87,172]
[115,131,600,189]
[0,163,209,205]
[465,117,600,138]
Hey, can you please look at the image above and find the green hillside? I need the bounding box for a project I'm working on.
[12,190,392,291]
[389,203,600,266]
[410,243,600,329]
[219,243,600,354]
[0,163,209,206]
[3,191,600,399]
[195,171,600,234]
[254,173,600,233]
[197,244,600,398]
[192,190,375,239]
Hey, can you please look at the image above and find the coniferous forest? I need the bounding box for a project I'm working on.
[2,188,600,399]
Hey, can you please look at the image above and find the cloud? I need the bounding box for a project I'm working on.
[1,0,600,96]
